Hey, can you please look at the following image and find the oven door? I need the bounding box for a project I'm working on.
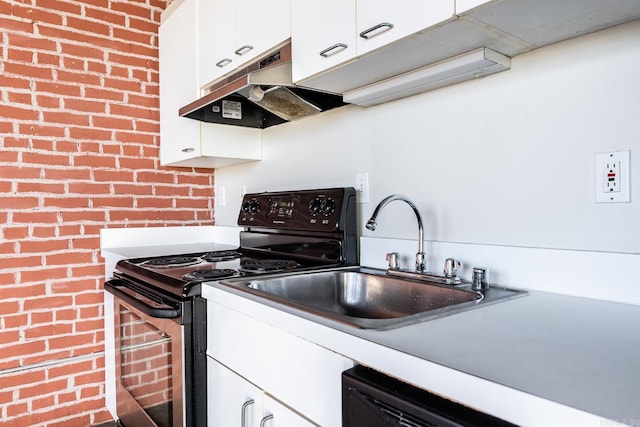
[106,279,184,427]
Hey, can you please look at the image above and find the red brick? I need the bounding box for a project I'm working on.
[67,182,111,194]
[103,77,142,93]
[83,87,124,101]
[36,94,63,109]
[134,119,159,133]
[47,251,94,266]
[12,211,59,224]
[24,323,74,339]
[35,0,83,15]
[22,152,70,166]
[17,182,66,194]
[37,52,60,66]
[85,7,126,26]
[43,168,91,180]
[93,169,134,182]
[43,111,91,126]
[23,295,74,311]
[7,47,34,63]
[7,90,32,105]
[113,27,152,45]
[67,16,111,35]
[21,268,70,283]
[3,61,54,80]
[61,210,106,223]
[0,196,40,209]
[87,60,107,74]
[62,56,86,71]
[18,123,66,137]
[0,104,40,121]
[11,4,64,25]
[36,81,82,97]
[48,332,95,350]
[8,33,57,51]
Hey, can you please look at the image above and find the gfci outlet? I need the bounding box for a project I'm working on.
[595,151,631,203]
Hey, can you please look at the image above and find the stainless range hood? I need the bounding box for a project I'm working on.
[179,43,347,129]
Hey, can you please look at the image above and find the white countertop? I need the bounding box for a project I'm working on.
[203,280,637,426]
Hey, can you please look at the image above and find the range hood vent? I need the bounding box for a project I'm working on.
[179,44,347,129]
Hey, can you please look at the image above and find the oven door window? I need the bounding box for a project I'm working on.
[115,297,183,427]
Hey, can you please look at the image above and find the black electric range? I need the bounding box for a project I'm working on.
[105,187,357,427]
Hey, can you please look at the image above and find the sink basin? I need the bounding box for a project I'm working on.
[219,268,525,330]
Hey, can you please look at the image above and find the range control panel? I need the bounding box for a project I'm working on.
[238,188,355,232]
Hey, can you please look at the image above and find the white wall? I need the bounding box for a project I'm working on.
[213,21,640,301]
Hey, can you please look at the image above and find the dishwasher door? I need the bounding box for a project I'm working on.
[342,366,516,427]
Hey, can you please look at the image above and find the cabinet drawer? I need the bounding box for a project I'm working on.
[207,301,353,427]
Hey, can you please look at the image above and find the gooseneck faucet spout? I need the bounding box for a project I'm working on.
[366,195,426,272]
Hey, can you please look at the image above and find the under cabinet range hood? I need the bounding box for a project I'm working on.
[179,43,347,129]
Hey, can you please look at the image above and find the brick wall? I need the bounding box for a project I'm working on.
[0,0,214,425]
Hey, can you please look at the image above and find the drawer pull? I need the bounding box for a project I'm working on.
[319,43,348,58]
[260,414,274,427]
[235,45,254,56]
[241,399,254,427]
[359,22,394,39]
[216,58,232,68]
[181,147,195,153]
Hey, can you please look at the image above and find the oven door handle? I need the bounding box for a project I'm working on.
[105,279,181,319]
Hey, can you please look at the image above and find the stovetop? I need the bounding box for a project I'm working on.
[113,188,358,299]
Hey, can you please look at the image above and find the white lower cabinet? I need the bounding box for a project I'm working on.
[207,301,354,427]
[208,358,314,426]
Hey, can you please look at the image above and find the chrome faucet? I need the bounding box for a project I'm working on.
[366,194,426,272]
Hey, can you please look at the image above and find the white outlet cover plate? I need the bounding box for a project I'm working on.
[595,150,631,203]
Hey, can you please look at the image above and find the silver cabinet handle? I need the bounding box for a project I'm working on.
[359,22,394,39]
[216,58,232,68]
[260,414,274,427]
[235,45,254,56]
[319,43,348,58]
[181,147,195,153]
[241,399,254,427]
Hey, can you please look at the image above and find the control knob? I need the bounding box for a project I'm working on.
[309,198,322,216]
[320,198,335,216]
[242,199,260,214]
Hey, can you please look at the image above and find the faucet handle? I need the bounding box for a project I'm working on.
[443,258,461,277]
[386,252,400,270]
[443,258,462,284]
[471,267,488,291]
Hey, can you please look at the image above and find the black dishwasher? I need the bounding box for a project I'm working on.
[342,366,517,427]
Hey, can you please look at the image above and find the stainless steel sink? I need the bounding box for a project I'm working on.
[219,268,525,330]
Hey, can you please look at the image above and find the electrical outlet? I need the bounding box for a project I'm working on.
[355,172,370,203]
[595,151,631,203]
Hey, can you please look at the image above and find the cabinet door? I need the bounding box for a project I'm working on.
[208,358,262,427]
[198,0,236,88]
[262,395,316,427]
[356,0,454,55]
[455,0,494,14]
[159,0,201,164]
[236,0,290,67]
[208,302,353,427]
[291,0,357,83]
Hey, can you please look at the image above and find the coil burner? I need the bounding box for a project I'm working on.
[182,269,238,282]
[143,256,202,269]
[202,250,242,262]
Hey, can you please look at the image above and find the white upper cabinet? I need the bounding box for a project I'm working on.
[198,0,291,89]
[159,0,262,168]
[356,0,454,55]
[197,0,236,89]
[292,0,455,83]
[291,0,357,84]
[159,0,201,165]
